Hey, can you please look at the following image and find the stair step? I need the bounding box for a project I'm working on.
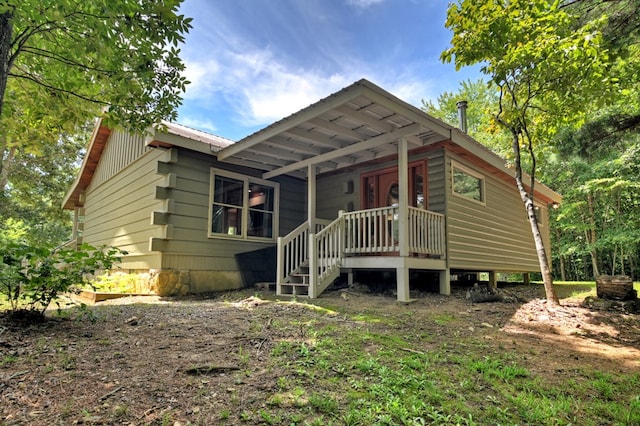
[277,283,310,297]
[290,273,309,284]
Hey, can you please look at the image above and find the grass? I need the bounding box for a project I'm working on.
[2,282,639,425]
[244,294,640,426]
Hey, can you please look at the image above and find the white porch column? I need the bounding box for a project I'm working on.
[397,137,410,302]
[398,136,409,257]
[308,164,317,230]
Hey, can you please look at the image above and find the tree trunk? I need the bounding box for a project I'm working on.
[559,255,566,281]
[0,10,13,121]
[510,130,560,305]
[0,144,15,192]
[586,193,600,277]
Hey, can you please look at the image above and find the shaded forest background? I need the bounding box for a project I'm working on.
[1,0,638,282]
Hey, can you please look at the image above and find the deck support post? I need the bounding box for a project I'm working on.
[396,267,411,302]
[523,272,530,285]
[439,268,450,295]
[489,271,498,290]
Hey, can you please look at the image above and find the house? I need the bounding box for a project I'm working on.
[63,79,562,301]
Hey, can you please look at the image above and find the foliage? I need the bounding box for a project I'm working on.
[422,78,512,159]
[441,0,620,303]
[0,0,192,247]
[0,242,123,317]
[0,124,90,246]
[0,0,192,135]
[548,136,640,278]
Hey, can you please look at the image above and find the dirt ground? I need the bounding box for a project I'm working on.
[1,283,639,425]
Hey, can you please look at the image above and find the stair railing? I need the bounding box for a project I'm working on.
[276,221,310,288]
[308,213,345,298]
[277,219,332,290]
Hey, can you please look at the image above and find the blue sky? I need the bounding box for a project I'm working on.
[176,0,482,141]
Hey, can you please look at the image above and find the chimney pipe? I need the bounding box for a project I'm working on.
[456,100,468,133]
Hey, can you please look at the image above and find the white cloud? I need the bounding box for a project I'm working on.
[346,0,385,8]
[182,59,220,101]
[230,52,351,125]
[182,45,354,127]
[178,116,219,134]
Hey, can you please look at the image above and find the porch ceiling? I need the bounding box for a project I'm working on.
[217,79,454,179]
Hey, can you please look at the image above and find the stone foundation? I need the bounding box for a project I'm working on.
[140,269,244,296]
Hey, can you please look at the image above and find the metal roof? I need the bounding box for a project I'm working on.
[217,79,457,179]
[215,78,560,204]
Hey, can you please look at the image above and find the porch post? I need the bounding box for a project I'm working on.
[308,164,316,231]
[397,137,411,302]
[398,136,409,257]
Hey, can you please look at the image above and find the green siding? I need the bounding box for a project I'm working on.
[81,138,165,270]
[158,149,306,271]
[445,152,549,272]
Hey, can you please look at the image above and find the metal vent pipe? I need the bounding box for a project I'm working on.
[456,100,468,133]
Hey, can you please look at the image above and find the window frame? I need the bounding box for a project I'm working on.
[208,168,279,241]
[451,160,486,206]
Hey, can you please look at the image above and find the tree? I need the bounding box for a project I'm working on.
[0,0,192,196]
[0,0,192,246]
[422,78,512,158]
[442,0,615,305]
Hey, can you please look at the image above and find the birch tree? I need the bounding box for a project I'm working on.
[442,0,614,305]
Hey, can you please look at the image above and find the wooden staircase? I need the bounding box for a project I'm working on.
[278,262,311,297]
[276,207,445,299]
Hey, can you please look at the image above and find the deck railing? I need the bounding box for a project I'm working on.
[277,208,445,297]
[408,207,446,256]
[343,206,400,254]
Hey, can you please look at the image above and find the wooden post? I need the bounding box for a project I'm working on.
[308,164,316,231]
[276,236,284,296]
[396,137,411,302]
[439,268,450,295]
[523,272,530,285]
[308,233,316,298]
[489,271,498,291]
[398,137,409,257]
[396,266,411,302]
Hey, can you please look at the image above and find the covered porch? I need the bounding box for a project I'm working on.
[216,79,460,301]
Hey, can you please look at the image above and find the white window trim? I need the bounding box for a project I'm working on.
[451,160,486,206]
[208,168,280,241]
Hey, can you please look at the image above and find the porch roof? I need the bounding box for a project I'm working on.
[217,79,562,204]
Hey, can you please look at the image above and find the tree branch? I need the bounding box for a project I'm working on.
[20,45,117,75]
[8,70,110,106]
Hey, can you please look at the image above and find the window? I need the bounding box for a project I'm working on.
[452,161,485,204]
[209,169,278,240]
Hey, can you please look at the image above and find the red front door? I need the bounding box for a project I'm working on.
[361,161,427,209]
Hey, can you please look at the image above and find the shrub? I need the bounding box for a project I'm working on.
[0,242,124,318]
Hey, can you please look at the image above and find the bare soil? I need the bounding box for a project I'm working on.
[1,283,639,425]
